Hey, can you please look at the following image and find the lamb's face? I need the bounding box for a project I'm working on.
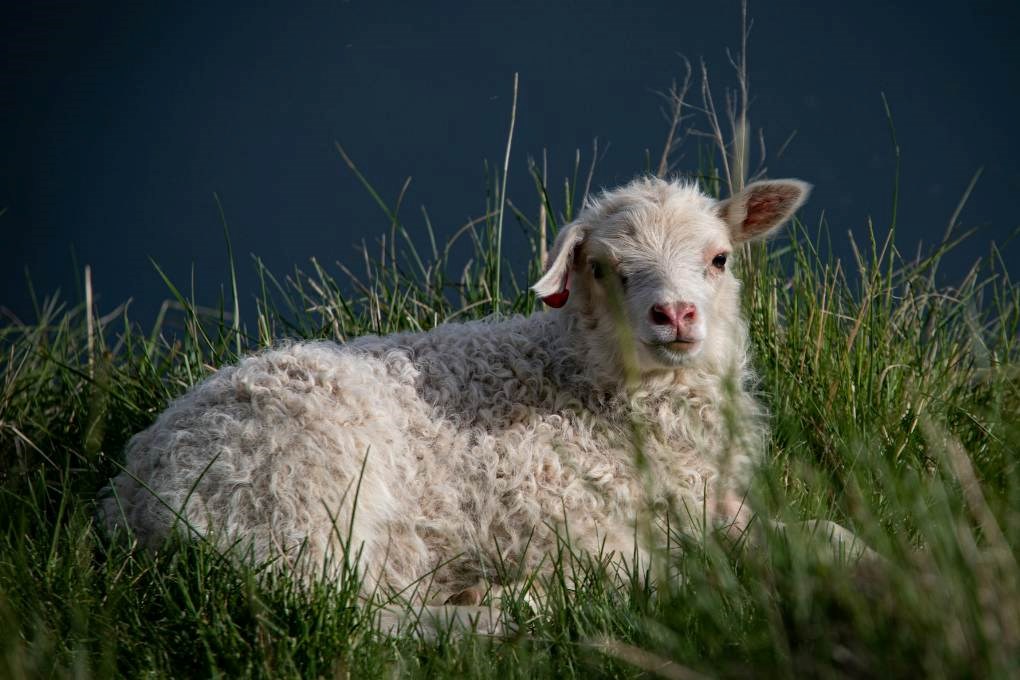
[582,189,737,369]
[533,177,810,374]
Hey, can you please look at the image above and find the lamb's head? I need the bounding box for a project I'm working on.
[532,177,810,377]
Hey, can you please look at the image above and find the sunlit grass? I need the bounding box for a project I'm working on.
[2,140,1017,676]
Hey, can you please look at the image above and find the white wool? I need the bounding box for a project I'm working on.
[98,176,810,602]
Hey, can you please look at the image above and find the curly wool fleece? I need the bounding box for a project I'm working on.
[98,176,809,601]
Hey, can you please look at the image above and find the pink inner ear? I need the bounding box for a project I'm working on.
[541,290,570,308]
[540,272,570,308]
[745,196,783,229]
[745,187,799,231]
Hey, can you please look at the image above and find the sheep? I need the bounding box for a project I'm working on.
[98,176,821,627]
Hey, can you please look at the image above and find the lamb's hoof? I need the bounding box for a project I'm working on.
[445,586,484,606]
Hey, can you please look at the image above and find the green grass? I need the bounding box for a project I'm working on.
[2,112,1019,678]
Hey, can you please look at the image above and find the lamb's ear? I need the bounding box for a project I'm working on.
[718,179,811,242]
[531,220,586,308]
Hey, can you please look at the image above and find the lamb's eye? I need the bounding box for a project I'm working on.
[711,253,728,270]
[591,261,604,279]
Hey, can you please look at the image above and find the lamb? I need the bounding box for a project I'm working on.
[98,176,815,619]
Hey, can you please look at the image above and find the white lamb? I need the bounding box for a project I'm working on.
[99,176,821,617]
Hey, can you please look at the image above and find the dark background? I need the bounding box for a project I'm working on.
[3,0,1017,324]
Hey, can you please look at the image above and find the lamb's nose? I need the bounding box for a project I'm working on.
[649,302,698,335]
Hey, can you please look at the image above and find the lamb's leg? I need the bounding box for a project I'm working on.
[770,519,880,563]
[713,491,756,542]
[713,492,879,563]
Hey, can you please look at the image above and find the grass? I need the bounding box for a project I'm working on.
[2,64,1019,678]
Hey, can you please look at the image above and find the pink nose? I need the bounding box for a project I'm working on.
[649,302,698,335]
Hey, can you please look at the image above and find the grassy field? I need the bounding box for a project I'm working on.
[2,79,1019,677]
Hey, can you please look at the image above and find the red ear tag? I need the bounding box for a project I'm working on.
[541,290,570,308]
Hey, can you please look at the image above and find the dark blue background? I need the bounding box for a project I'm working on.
[3,1,1017,323]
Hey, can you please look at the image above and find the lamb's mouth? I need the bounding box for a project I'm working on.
[644,339,703,360]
